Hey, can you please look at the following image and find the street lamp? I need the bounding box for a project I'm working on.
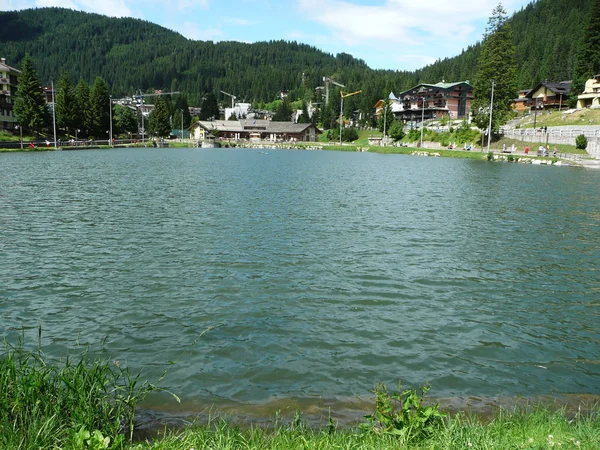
[16,124,23,150]
[76,129,79,146]
[109,95,113,147]
[383,101,387,143]
[419,87,426,148]
[487,80,495,153]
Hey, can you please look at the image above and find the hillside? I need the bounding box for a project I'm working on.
[0,0,595,112]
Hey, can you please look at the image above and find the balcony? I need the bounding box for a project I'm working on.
[0,77,8,84]
[0,89,11,96]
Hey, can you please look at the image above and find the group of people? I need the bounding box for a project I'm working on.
[523,144,557,157]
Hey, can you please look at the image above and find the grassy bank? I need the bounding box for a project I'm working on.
[2,342,599,449]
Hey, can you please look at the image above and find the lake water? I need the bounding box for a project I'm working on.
[1,148,599,421]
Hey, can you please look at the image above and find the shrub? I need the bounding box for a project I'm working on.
[362,382,446,442]
[576,134,588,149]
[487,151,494,161]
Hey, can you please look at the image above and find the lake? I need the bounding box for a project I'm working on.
[1,147,599,421]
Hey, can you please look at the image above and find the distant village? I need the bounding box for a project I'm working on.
[2,56,600,146]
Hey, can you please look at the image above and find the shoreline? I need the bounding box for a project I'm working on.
[0,141,591,167]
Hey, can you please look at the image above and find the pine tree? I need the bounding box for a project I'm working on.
[172,94,191,128]
[113,105,138,136]
[569,0,600,106]
[89,76,110,138]
[55,71,77,135]
[199,92,220,120]
[74,78,91,137]
[13,54,47,136]
[377,98,394,134]
[471,4,518,132]
[298,101,309,123]
[148,96,171,137]
[273,98,292,121]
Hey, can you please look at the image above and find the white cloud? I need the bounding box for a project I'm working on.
[225,17,252,25]
[173,21,223,41]
[174,0,209,10]
[77,0,132,17]
[0,0,32,9]
[297,0,530,69]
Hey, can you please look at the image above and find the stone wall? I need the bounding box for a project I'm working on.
[501,126,600,159]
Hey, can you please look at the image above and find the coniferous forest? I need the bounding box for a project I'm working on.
[0,0,595,118]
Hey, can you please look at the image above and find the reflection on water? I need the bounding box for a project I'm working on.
[1,148,599,420]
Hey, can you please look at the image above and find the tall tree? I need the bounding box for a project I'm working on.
[89,76,110,138]
[55,71,77,135]
[13,54,47,136]
[113,105,138,136]
[199,92,220,120]
[172,94,192,129]
[148,96,171,137]
[273,98,292,121]
[471,4,518,132]
[569,0,600,106]
[298,101,309,123]
[74,78,91,137]
[377,98,394,134]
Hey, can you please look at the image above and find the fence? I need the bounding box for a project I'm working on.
[501,126,600,159]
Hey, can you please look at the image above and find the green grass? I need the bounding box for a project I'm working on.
[127,405,600,449]
[2,340,599,449]
[0,335,168,449]
[515,108,600,128]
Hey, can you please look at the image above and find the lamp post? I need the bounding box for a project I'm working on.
[487,80,495,153]
[339,97,344,146]
[16,124,23,150]
[51,80,57,148]
[76,128,79,146]
[383,102,387,144]
[419,87,426,148]
[181,109,184,142]
[109,95,113,147]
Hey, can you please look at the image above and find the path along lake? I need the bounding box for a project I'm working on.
[1,148,599,421]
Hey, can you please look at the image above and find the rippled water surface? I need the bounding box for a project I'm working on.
[1,148,599,414]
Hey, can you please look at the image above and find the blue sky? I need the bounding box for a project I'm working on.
[2,0,532,71]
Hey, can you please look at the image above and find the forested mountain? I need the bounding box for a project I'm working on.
[0,0,595,115]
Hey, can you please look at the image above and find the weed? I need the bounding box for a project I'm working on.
[362,382,447,442]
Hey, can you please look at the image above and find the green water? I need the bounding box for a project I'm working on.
[1,147,599,418]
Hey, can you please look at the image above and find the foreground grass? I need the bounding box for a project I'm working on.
[128,407,600,449]
[2,342,599,449]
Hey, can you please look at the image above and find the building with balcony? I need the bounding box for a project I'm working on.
[577,75,600,109]
[375,81,473,124]
[525,80,571,110]
[0,58,21,131]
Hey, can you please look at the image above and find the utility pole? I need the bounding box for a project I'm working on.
[109,95,113,147]
[487,80,495,153]
[51,80,57,148]
[419,87,426,148]
[339,90,362,145]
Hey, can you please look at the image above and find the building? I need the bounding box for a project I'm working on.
[512,89,531,113]
[525,80,571,110]
[190,119,321,142]
[577,75,600,109]
[376,81,473,123]
[0,58,21,131]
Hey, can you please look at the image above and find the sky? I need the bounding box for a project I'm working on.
[1,0,533,71]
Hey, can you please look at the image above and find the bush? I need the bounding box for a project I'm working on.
[362,382,446,442]
[576,134,588,149]
[487,151,494,161]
